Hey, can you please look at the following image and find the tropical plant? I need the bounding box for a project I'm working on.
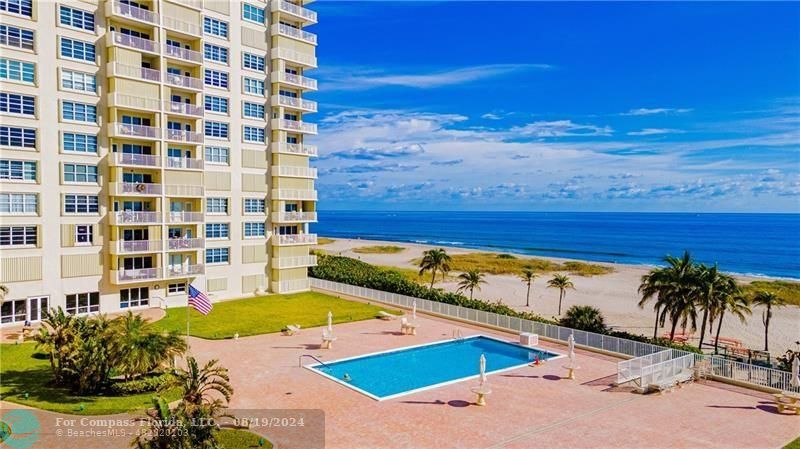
[638,267,669,339]
[547,274,575,315]
[519,268,537,308]
[713,292,752,354]
[695,264,737,350]
[418,248,452,290]
[34,307,78,384]
[638,251,700,341]
[168,357,233,414]
[0,284,8,301]
[751,291,787,352]
[113,312,187,380]
[135,396,192,449]
[456,270,486,300]
[560,305,607,333]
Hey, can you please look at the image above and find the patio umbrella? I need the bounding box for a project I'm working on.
[792,355,800,390]
[327,311,333,333]
[567,333,575,364]
[479,353,487,385]
[412,299,417,320]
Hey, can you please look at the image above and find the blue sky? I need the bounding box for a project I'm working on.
[307,1,800,212]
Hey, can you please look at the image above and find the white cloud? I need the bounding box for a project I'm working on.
[621,107,694,116]
[627,128,686,136]
[511,120,613,137]
[481,113,503,120]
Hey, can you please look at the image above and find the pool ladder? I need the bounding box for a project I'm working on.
[299,354,330,369]
[453,328,464,340]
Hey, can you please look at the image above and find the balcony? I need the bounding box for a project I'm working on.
[271,278,311,294]
[272,23,317,46]
[165,100,203,118]
[162,15,202,38]
[110,182,163,196]
[108,32,159,55]
[165,157,204,170]
[106,0,158,25]
[165,263,205,278]
[164,72,203,91]
[272,142,318,157]
[165,128,204,144]
[274,233,317,246]
[274,166,317,179]
[108,93,161,112]
[272,1,317,24]
[110,152,161,168]
[110,211,161,225]
[112,240,163,254]
[167,211,204,223]
[167,238,205,251]
[163,44,203,64]
[272,48,317,68]
[272,118,317,134]
[271,255,318,269]
[272,94,317,112]
[271,71,317,91]
[169,0,202,10]
[108,122,161,140]
[165,184,204,197]
[272,211,317,223]
[108,63,161,83]
[112,267,160,284]
[271,189,317,201]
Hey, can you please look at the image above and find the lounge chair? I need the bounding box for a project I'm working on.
[774,393,800,415]
[377,311,400,321]
[675,369,694,388]
[321,329,337,349]
[400,318,418,335]
[283,324,301,336]
[648,379,677,395]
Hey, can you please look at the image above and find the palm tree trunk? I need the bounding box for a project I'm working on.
[698,309,708,350]
[653,305,661,339]
[714,310,726,354]
[526,282,531,307]
[470,288,474,300]
[669,314,679,341]
[764,304,771,351]
[558,290,564,315]
[429,268,436,290]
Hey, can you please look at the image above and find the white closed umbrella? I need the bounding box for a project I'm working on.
[791,356,800,390]
[412,299,417,320]
[567,333,575,364]
[327,311,333,333]
[479,353,487,386]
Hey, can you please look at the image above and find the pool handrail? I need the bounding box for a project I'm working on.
[300,354,331,369]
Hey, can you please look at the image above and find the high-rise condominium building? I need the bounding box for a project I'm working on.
[0,0,318,324]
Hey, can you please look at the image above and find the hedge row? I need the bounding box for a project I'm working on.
[109,373,174,395]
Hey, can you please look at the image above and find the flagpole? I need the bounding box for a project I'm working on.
[186,291,191,352]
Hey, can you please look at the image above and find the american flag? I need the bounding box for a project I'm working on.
[188,284,212,315]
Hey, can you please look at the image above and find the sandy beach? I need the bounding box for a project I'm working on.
[317,237,800,356]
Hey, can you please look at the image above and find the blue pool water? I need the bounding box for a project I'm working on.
[308,336,559,400]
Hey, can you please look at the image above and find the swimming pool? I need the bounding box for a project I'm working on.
[306,335,562,400]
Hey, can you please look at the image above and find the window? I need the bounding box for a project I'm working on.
[64,194,99,213]
[243,102,265,119]
[206,197,228,214]
[75,225,93,244]
[61,69,96,93]
[120,287,149,308]
[66,292,99,315]
[203,17,228,38]
[206,247,229,264]
[0,25,34,50]
[205,146,229,165]
[0,58,34,84]
[205,121,229,139]
[204,69,228,88]
[1,0,33,17]
[243,77,265,96]
[60,38,96,62]
[0,193,36,214]
[203,43,228,64]
[62,101,96,123]
[63,163,98,183]
[204,95,228,114]
[0,159,35,181]
[244,222,266,238]
[206,223,229,239]
[0,126,35,149]
[242,3,265,24]
[0,93,34,115]
[59,6,95,32]
[244,198,265,214]
[168,283,187,295]
[243,53,265,71]
[0,225,36,246]
[243,126,265,143]
[63,133,97,153]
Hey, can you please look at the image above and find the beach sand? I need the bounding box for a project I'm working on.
[317,237,800,356]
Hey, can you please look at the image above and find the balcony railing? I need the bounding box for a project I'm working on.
[272,71,318,90]
[109,31,158,54]
[167,211,204,223]
[111,182,163,196]
[272,142,318,157]
[115,240,162,254]
[111,211,160,225]
[113,267,160,283]
[275,233,317,246]
[272,0,317,24]
[165,263,205,278]
[109,123,161,140]
[162,15,201,37]
[272,255,318,269]
[273,119,317,134]
[275,166,317,178]
[107,0,158,24]
[164,72,203,90]
[165,129,204,143]
[165,184,204,197]
[111,152,160,168]
[109,93,161,111]
[271,189,318,200]
[108,63,161,82]
[273,95,317,112]
[166,157,204,170]
[165,101,203,117]
[167,238,205,250]
[272,23,317,45]
[163,44,203,64]
[272,211,317,223]
[272,48,317,68]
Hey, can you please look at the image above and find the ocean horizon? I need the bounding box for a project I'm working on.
[314,211,800,280]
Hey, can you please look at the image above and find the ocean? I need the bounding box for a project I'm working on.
[314,211,800,280]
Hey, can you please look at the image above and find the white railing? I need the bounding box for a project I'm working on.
[109,31,158,53]
[166,157,204,170]
[111,153,160,168]
[273,119,317,134]
[272,255,318,269]
[272,71,318,90]
[164,72,203,90]
[114,268,160,283]
[167,238,204,250]
[272,48,317,67]
[275,233,317,245]
[112,182,163,195]
[167,211,204,223]
[311,278,800,394]
[272,95,317,112]
[272,211,317,222]
[165,129,204,143]
[163,44,202,63]
[111,211,160,224]
[162,15,201,37]
[115,240,162,253]
[165,263,204,278]
[271,189,318,200]
[272,143,318,157]
[109,123,161,139]
[165,184,204,197]
[109,93,160,111]
[165,101,203,117]
[273,0,317,23]
[108,0,158,24]
[273,23,317,45]
[272,279,312,294]
[639,353,695,388]
[108,63,161,82]
[618,349,681,385]
[275,166,317,178]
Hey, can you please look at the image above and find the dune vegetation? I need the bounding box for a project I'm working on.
[353,245,406,254]
[412,252,613,277]
[740,280,800,307]
[316,237,336,245]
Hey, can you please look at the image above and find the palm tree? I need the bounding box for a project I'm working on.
[547,274,575,316]
[456,270,486,300]
[560,305,606,333]
[0,284,8,301]
[713,292,751,354]
[752,291,787,352]
[34,307,77,383]
[638,267,670,339]
[519,268,537,307]
[695,265,737,350]
[114,312,187,380]
[418,248,451,290]
[639,251,699,341]
[168,357,233,414]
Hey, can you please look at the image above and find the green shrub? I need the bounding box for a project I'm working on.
[109,373,174,396]
[560,305,607,334]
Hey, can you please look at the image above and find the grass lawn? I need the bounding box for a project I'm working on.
[316,237,336,245]
[153,291,395,339]
[741,280,800,307]
[353,245,406,254]
[218,429,272,449]
[414,253,614,277]
[0,343,180,415]
[784,436,800,449]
